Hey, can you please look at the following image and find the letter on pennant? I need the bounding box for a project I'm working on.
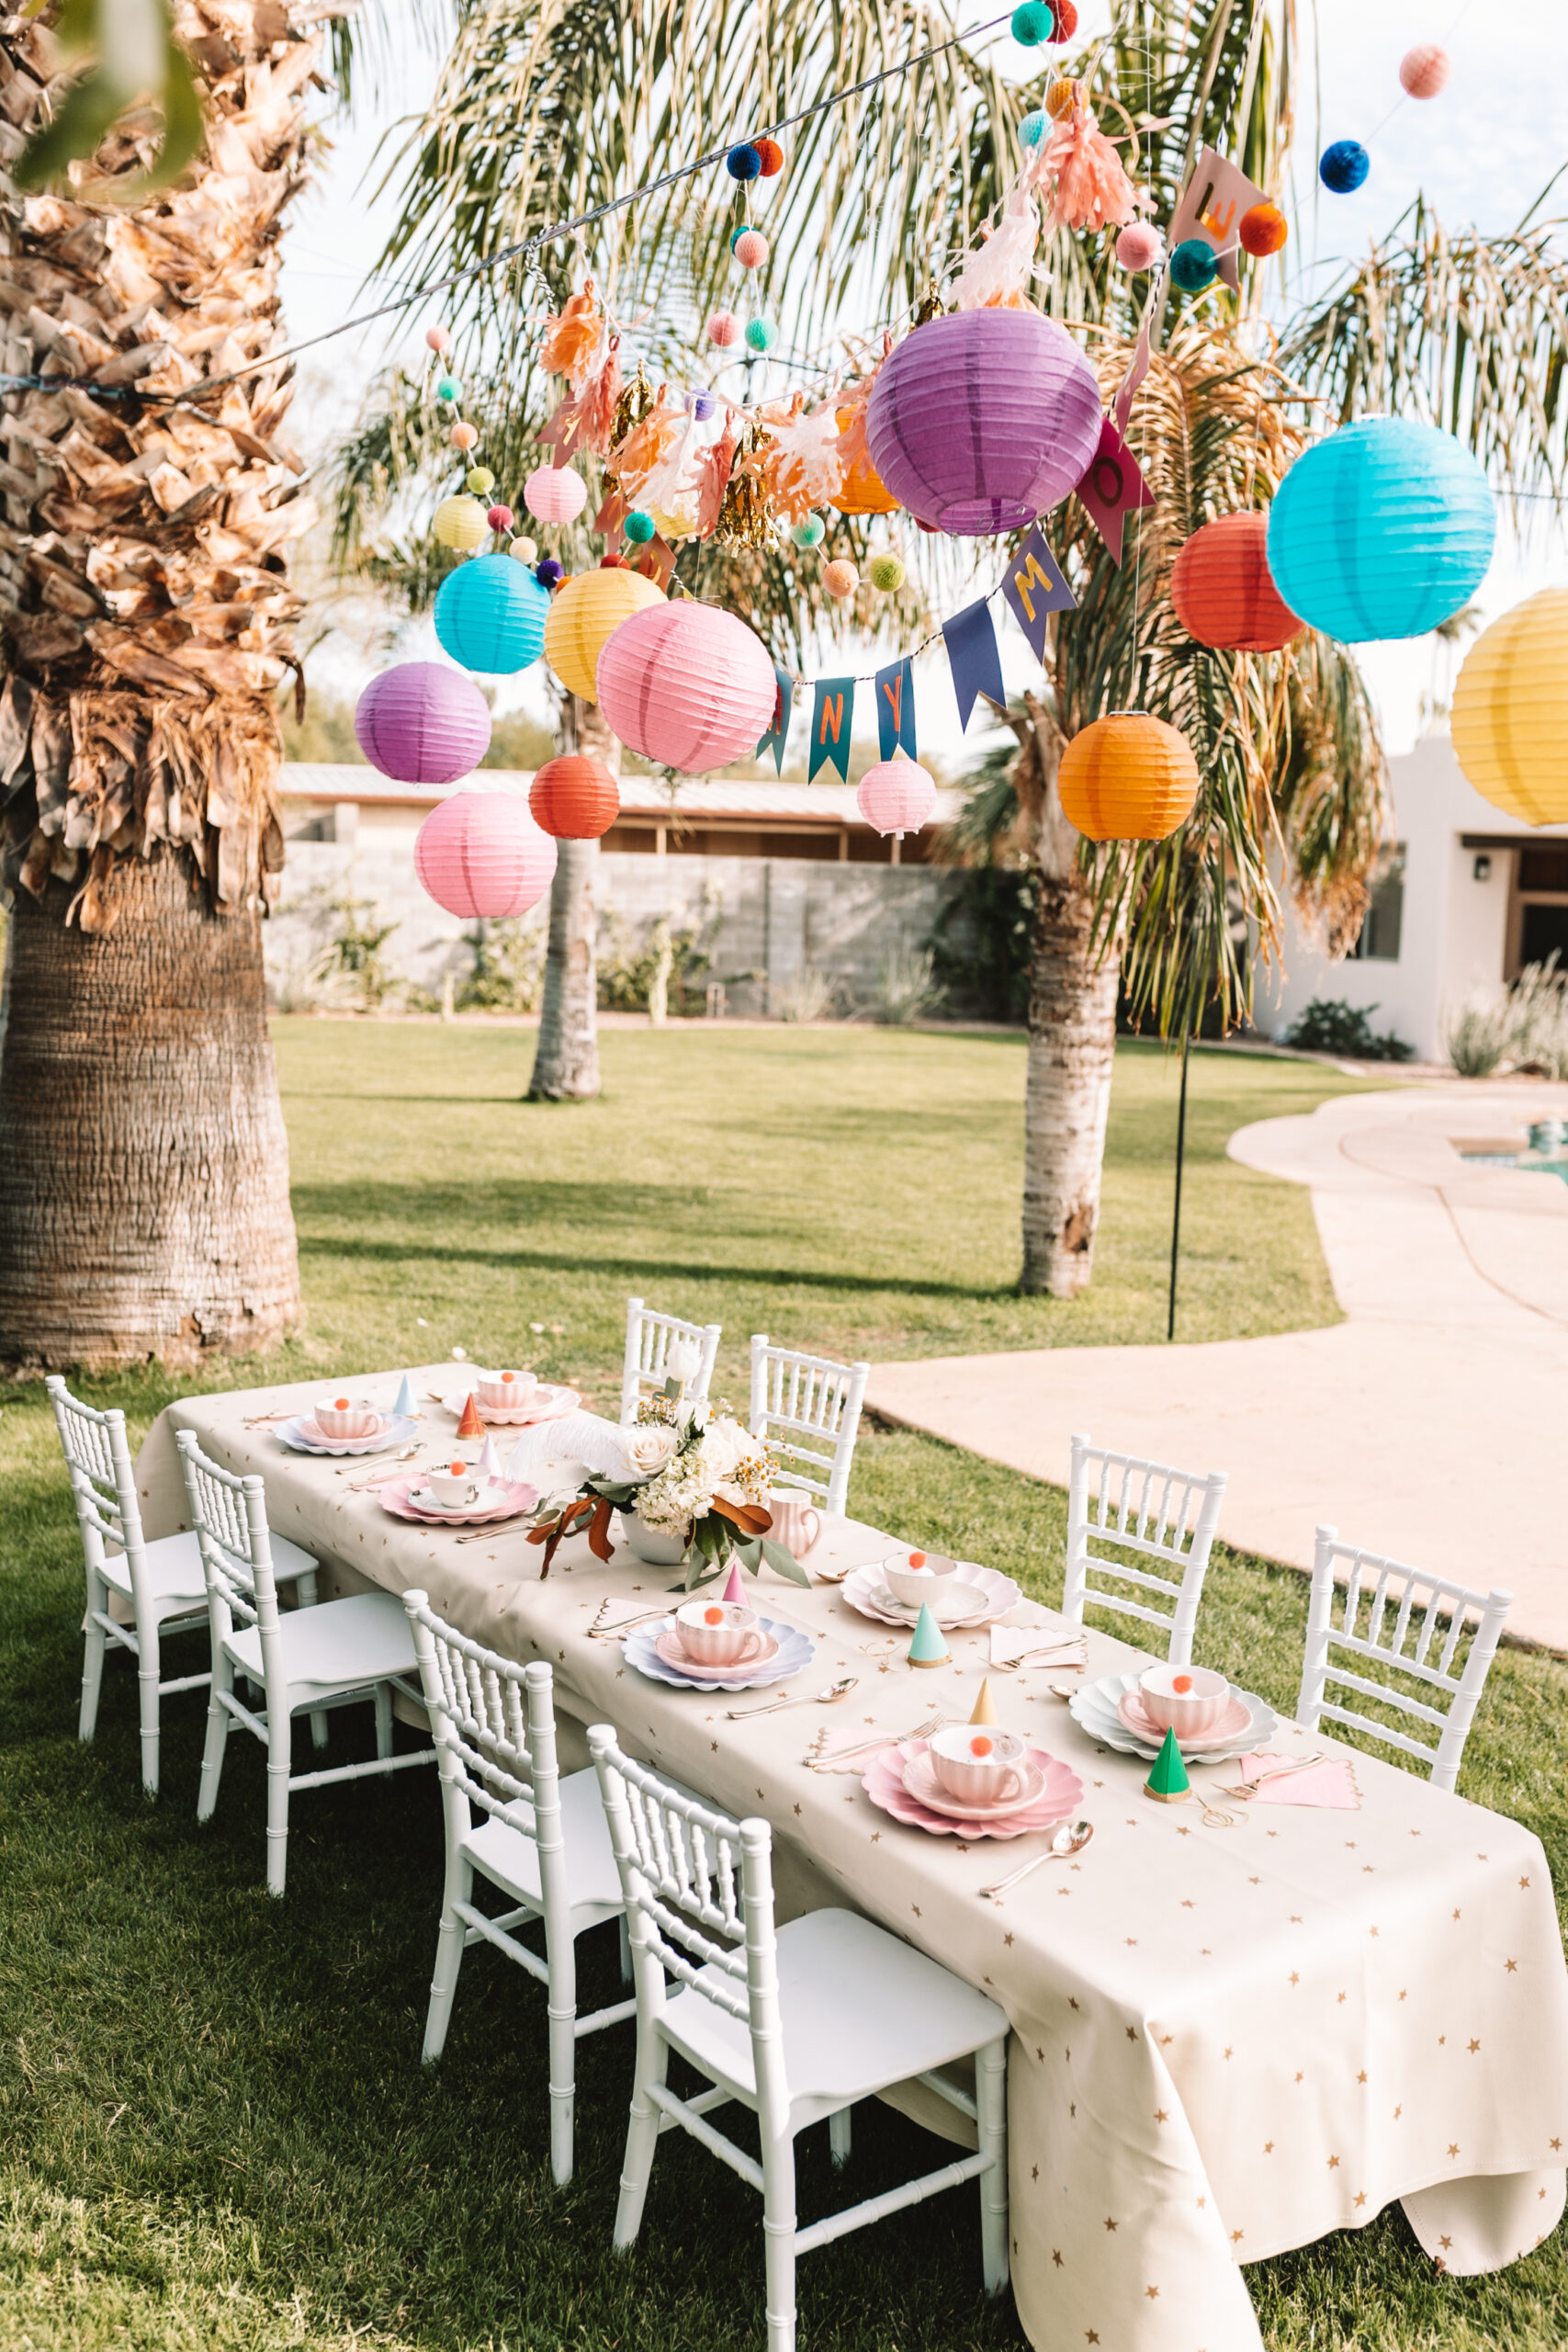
[1167,145,1269,292]
[809,676,855,781]
[1000,526,1076,662]
[1075,417,1155,568]
[874,656,917,761]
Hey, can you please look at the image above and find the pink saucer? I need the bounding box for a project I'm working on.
[441,1385,581,1427]
[378,1476,537,1527]
[902,1749,1047,1821]
[1116,1685,1251,1751]
[297,1416,389,1452]
[862,1740,1082,1839]
[653,1628,782,1682]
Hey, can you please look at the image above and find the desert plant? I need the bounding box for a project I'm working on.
[873,944,940,1026]
[1286,999,1415,1063]
[457,918,547,1014]
[1445,986,1514,1079]
[773,966,841,1024]
[1506,956,1568,1080]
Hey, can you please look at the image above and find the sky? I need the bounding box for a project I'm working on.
[277,0,1568,769]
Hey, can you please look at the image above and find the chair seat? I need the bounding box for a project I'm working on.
[462,1768,624,1927]
[102,1527,317,1620]
[662,1906,1008,2135]
[224,1589,416,1708]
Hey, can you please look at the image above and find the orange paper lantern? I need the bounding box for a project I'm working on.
[1170,512,1303,653]
[1057,714,1200,842]
[832,405,900,515]
[529,753,620,839]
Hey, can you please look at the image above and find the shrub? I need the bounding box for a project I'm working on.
[1285,997,1414,1062]
[1444,986,1513,1078]
[872,944,939,1025]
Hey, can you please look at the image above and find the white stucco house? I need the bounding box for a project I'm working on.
[1257,732,1568,1063]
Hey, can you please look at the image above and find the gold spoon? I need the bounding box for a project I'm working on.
[727,1676,858,1721]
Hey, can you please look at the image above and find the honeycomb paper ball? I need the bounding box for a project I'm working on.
[1238,202,1288,257]
[1451,589,1568,825]
[792,514,826,548]
[1169,238,1218,291]
[1011,0,1052,42]
[1116,221,1163,273]
[708,310,741,347]
[434,550,551,674]
[867,553,906,592]
[1058,714,1200,842]
[734,229,770,270]
[754,136,784,175]
[857,758,936,839]
[544,564,664,701]
[414,789,557,920]
[822,559,859,598]
[1020,108,1047,147]
[624,509,655,544]
[434,494,491,552]
[1400,43,1450,99]
[1053,0,1078,33]
[525,464,588,525]
[727,142,762,180]
[1045,75,1078,118]
[355,662,491,784]
[597,600,776,774]
[529,752,621,840]
[450,421,479,450]
[688,390,717,419]
[745,318,776,353]
[1320,139,1370,193]
[1170,513,1303,653]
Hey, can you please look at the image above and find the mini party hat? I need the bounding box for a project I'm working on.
[477,1434,502,1482]
[392,1373,415,1419]
[721,1561,748,1607]
[968,1677,998,1725]
[456,1393,485,1442]
[1144,1725,1190,1804]
[908,1601,950,1668]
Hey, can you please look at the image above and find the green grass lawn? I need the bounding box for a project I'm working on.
[3,1019,1565,2352]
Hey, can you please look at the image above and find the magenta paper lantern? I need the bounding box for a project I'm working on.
[864,310,1102,534]
[857,759,937,840]
[413,790,558,919]
[354,662,491,784]
[597,600,776,774]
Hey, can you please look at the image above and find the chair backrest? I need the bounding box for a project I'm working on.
[1296,1525,1511,1795]
[748,1335,870,1517]
[47,1374,148,1600]
[589,1725,787,2127]
[175,1430,285,1693]
[403,1590,568,1920]
[1063,1432,1227,1668]
[621,1296,722,1426]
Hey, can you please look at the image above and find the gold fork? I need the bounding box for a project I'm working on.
[807,1713,945,1769]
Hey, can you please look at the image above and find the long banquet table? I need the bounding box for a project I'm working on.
[136,1368,1568,2352]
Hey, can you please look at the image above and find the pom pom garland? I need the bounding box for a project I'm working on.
[727,142,762,179]
[1116,220,1163,272]
[535,557,565,588]
[1238,202,1288,257]
[1054,0,1077,30]
[450,421,479,451]
[355,662,491,784]
[822,558,859,598]
[792,514,826,548]
[487,503,513,530]
[1400,43,1450,99]
[624,509,655,543]
[858,758,936,839]
[754,137,784,175]
[600,552,627,569]
[1011,1,1053,43]
[745,318,777,352]
[434,494,490,551]
[524,464,588,525]
[708,310,741,347]
[867,553,906,592]
[414,791,558,922]
[434,551,552,673]
[510,537,538,564]
[466,466,495,494]
[597,601,777,773]
[436,376,460,402]
[1169,238,1219,291]
[529,753,621,840]
[1320,139,1370,193]
[734,228,770,269]
[425,324,450,352]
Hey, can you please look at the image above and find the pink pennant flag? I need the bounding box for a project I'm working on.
[1168,144,1269,293]
[1113,306,1154,438]
[1075,417,1155,566]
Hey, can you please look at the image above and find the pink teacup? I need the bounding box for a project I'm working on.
[928,1724,1028,1806]
[314,1396,383,1441]
[882,1548,962,1611]
[674,1600,763,1668]
[767,1485,821,1556]
[1138,1663,1231,1738]
[477,1369,537,1411]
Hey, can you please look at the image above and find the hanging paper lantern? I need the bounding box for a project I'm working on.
[832,407,899,516]
[688,390,717,420]
[734,229,770,270]
[624,509,655,543]
[434,494,490,552]
[355,662,491,784]
[792,514,826,548]
[858,759,937,840]
[1116,221,1163,272]
[708,311,741,347]
[525,465,587,525]
[1168,238,1218,291]
[1451,590,1568,826]
[1011,0,1052,42]
[1267,419,1495,644]
[727,142,762,180]
[754,137,784,175]
[1057,715,1200,842]
[745,318,776,353]
[822,559,859,598]
[597,601,776,774]
[1238,203,1288,257]
[414,789,558,920]
[1400,43,1450,98]
[1319,140,1369,193]
[529,753,621,840]
[434,552,552,674]
[867,553,906,593]
[544,565,664,702]
[1170,513,1303,653]
[864,310,1100,535]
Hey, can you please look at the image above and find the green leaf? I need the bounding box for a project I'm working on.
[15,67,125,191]
[759,1537,809,1588]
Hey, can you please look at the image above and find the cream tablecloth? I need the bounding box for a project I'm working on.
[136,1369,1568,2352]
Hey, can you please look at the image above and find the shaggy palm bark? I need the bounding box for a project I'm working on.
[0,2,321,1365]
[528,694,615,1102]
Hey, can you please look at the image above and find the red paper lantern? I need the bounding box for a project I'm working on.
[1170,512,1303,653]
[529,754,620,840]
[413,790,558,918]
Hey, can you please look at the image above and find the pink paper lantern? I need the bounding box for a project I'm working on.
[413,790,558,919]
[597,601,776,774]
[1399,42,1450,98]
[355,662,491,784]
[857,759,937,840]
[524,464,588,525]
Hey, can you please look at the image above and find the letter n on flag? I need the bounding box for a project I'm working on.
[756,663,794,775]
[874,656,916,760]
[1000,526,1076,663]
[809,676,854,781]
[942,600,1006,731]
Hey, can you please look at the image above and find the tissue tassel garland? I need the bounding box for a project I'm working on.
[1032,91,1138,231]
[751,394,843,524]
[950,185,1041,311]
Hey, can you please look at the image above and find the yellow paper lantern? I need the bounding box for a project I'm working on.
[1451,588,1568,825]
[434,494,490,552]
[543,566,664,702]
[1057,713,1200,842]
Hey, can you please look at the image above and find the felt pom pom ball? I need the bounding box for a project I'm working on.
[727,142,762,180]
[436,376,460,403]
[754,137,784,175]
[1400,43,1450,99]
[867,553,906,592]
[600,553,626,569]
[450,421,479,451]
[425,324,450,352]
[1011,0,1053,43]
[536,557,564,588]
[624,509,655,544]
[434,549,551,673]
[434,494,490,551]
[414,790,557,922]
[734,229,770,269]
[524,464,588,525]
[822,559,859,598]
[745,318,776,353]
[1116,221,1163,273]
[1045,75,1078,117]
[792,514,826,548]
[355,662,491,784]
[708,310,741,347]
[466,466,495,494]
[1169,238,1219,291]
[1320,139,1370,193]
[487,503,513,531]
[510,537,538,565]
[1239,202,1288,257]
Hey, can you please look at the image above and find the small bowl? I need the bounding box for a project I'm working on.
[928,1724,1028,1805]
[427,1461,482,1509]
[882,1549,962,1610]
[314,1396,383,1441]
[674,1600,762,1668]
[1138,1663,1231,1738]
[477,1369,537,1411]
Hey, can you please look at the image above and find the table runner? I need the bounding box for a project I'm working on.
[136,1370,1568,2352]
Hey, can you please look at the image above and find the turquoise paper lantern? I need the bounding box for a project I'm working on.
[434,552,551,673]
[1266,419,1495,644]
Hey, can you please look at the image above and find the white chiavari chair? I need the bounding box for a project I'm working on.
[1296,1526,1511,1794]
[589,1727,1010,2352]
[748,1337,869,1519]
[49,1377,320,1797]
[1063,1432,1227,1668]
[620,1296,722,1425]
[403,1593,632,2184]
[176,1430,434,1894]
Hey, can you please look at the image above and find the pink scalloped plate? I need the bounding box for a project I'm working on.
[862,1739,1083,1839]
[378,1476,538,1527]
[653,1628,783,1682]
[435,1385,581,1427]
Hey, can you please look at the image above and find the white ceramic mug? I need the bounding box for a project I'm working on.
[675,1600,763,1668]
[477,1369,537,1411]
[314,1396,383,1441]
[427,1462,481,1509]
[928,1724,1027,1805]
[767,1485,821,1556]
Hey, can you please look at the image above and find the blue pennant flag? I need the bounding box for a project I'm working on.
[756,663,794,775]
[1000,525,1076,662]
[809,676,855,781]
[874,656,917,761]
[942,600,1006,731]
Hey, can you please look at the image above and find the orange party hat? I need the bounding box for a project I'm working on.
[457,1393,485,1441]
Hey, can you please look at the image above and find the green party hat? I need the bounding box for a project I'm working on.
[908,1601,950,1668]
[1144,1725,1190,1803]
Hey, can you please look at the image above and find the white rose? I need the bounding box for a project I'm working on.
[698,1416,749,1480]
[622,1424,681,1481]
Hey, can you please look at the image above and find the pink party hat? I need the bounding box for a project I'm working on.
[721,1561,747,1607]
[477,1434,502,1482]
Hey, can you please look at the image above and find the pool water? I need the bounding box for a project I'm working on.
[1461,1152,1568,1185]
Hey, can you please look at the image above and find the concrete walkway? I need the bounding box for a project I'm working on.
[865,1083,1568,1651]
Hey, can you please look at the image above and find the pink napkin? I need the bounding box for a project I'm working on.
[1233,1750,1359,1809]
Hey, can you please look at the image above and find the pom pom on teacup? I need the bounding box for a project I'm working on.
[1399,42,1450,99]
[425,323,450,353]
[822,557,859,599]
[450,420,479,451]
[509,536,538,565]
[1011,0,1053,43]
[867,552,906,592]
[486,503,513,531]
[727,141,762,180]
[1238,201,1288,257]
[1168,236,1219,291]
[707,309,741,347]
[1319,138,1370,194]
[466,465,495,495]
[792,512,826,548]
[1045,74,1078,118]
[536,556,565,588]
[1116,220,1164,273]
[734,228,770,270]
[754,136,784,175]
[745,317,776,353]
[624,508,655,544]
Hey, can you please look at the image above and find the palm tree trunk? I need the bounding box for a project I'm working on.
[528,694,614,1101]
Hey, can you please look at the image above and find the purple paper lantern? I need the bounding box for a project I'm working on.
[355,662,491,784]
[864,311,1103,535]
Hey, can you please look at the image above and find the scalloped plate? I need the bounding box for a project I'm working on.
[862,1740,1082,1839]
[276,1414,419,1457]
[625,1614,817,1693]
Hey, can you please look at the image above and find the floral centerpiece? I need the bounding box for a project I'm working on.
[527,1395,809,1588]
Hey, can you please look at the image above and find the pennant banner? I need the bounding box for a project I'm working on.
[942,600,1006,731]
[1168,144,1269,293]
[1075,417,1155,567]
[757,662,794,775]
[874,655,916,761]
[809,675,854,781]
[1000,525,1076,662]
